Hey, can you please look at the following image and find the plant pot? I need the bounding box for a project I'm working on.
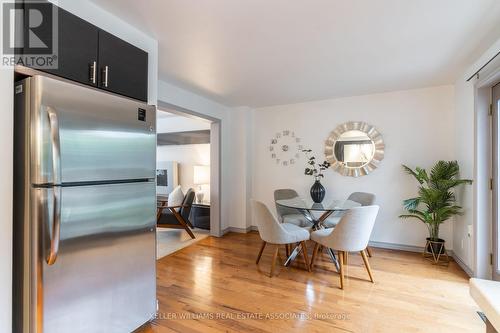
[425,237,446,255]
[310,180,325,203]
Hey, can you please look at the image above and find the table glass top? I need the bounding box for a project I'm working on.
[276,198,361,211]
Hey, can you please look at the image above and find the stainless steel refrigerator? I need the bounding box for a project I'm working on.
[13,75,157,333]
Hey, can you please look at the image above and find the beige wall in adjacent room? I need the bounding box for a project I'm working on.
[157,143,211,197]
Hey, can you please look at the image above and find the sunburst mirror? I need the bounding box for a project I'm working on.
[324,121,385,177]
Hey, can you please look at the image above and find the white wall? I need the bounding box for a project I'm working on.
[251,86,456,248]
[453,78,475,270]
[228,107,254,230]
[0,67,13,333]
[157,144,211,196]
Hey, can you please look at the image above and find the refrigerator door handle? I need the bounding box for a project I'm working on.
[46,107,62,265]
[46,186,62,265]
[47,107,62,185]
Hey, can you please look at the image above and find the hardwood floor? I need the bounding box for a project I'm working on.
[138,232,483,333]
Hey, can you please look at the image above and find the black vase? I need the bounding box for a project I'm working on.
[310,180,326,203]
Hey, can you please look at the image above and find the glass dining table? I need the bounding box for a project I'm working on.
[275,197,361,271]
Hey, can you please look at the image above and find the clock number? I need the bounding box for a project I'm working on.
[269,132,303,165]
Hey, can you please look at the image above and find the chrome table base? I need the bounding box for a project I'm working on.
[283,209,340,272]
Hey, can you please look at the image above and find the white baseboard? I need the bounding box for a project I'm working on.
[368,240,425,253]
[222,226,257,235]
[451,252,474,277]
[368,240,454,256]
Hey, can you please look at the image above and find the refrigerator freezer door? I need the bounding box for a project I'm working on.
[33,182,156,333]
[29,75,156,185]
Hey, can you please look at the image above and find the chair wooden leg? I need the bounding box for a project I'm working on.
[344,251,349,265]
[360,250,374,283]
[366,246,373,257]
[256,241,266,264]
[300,241,311,272]
[310,243,320,270]
[285,244,290,257]
[170,208,195,239]
[156,208,163,222]
[270,245,280,277]
[338,251,345,289]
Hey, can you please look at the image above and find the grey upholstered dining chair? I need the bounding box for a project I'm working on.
[324,192,376,257]
[252,200,311,277]
[310,205,379,289]
[274,189,312,227]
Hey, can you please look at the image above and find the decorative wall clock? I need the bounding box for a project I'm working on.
[269,130,303,166]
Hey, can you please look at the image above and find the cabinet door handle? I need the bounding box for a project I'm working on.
[89,61,96,84]
[102,65,109,87]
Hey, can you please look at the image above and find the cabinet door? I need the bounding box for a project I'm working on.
[98,30,148,101]
[52,8,99,85]
[41,6,99,86]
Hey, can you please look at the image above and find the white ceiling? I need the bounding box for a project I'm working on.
[92,0,500,107]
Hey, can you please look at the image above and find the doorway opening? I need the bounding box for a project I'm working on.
[475,63,500,280]
[492,82,500,281]
[155,104,221,259]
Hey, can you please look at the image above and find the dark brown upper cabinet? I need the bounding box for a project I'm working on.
[45,7,99,87]
[98,30,148,102]
[16,2,148,102]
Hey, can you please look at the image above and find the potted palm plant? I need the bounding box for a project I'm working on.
[399,161,472,259]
